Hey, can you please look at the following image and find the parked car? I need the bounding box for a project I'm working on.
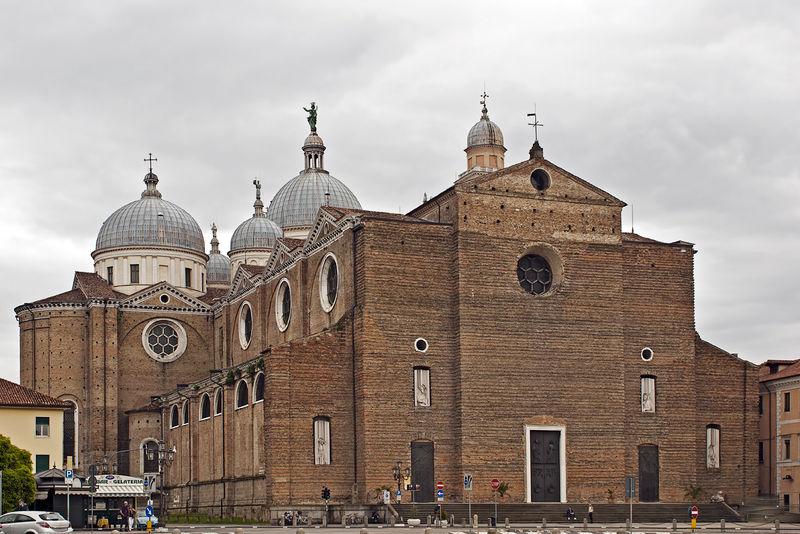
[0,511,72,534]
[135,510,158,530]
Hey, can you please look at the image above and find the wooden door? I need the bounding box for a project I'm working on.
[638,445,659,502]
[411,441,434,502]
[530,430,560,502]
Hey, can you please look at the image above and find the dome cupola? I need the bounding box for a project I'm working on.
[229,180,282,271]
[206,223,231,287]
[266,103,361,239]
[465,92,506,172]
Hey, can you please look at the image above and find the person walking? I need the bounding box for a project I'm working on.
[588,503,594,523]
[120,501,132,531]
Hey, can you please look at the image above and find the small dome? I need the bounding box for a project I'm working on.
[207,252,231,283]
[304,133,325,147]
[230,216,282,252]
[267,171,361,229]
[95,173,205,254]
[467,111,505,149]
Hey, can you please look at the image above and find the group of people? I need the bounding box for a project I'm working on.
[120,501,136,531]
[566,504,593,523]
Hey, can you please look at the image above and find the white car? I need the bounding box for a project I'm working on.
[0,511,72,534]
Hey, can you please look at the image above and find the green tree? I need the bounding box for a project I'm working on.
[0,434,37,513]
[684,484,705,503]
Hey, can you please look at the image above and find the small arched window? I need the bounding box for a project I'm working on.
[62,399,78,468]
[199,393,211,420]
[236,380,249,409]
[170,405,179,428]
[253,373,265,403]
[181,400,189,425]
[214,388,223,416]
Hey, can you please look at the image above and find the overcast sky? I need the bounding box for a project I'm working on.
[1,1,798,382]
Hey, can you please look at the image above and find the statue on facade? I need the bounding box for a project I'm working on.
[303,102,318,132]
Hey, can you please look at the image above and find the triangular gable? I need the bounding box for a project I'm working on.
[306,207,345,248]
[120,281,209,310]
[228,264,259,298]
[266,238,305,273]
[455,157,626,207]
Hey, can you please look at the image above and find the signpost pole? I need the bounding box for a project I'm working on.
[494,489,497,527]
[67,484,70,523]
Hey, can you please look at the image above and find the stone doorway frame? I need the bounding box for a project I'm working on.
[524,424,566,503]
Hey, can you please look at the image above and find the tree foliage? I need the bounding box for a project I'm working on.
[0,434,37,513]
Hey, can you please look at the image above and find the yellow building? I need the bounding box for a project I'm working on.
[0,377,72,472]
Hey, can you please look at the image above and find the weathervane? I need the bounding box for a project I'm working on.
[144,153,158,173]
[527,111,543,143]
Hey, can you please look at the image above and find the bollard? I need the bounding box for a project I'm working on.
[323,514,328,528]
[173,529,181,534]
[280,516,285,527]
[488,529,496,534]
[342,515,346,527]
[293,515,298,527]
[776,519,781,534]
[505,517,510,529]
[361,529,368,534]
[297,529,305,534]
[235,529,244,534]
[626,519,631,531]
[473,514,478,528]
[427,515,431,526]
[672,519,677,530]
[425,529,432,534]
[721,519,725,531]
[542,517,547,529]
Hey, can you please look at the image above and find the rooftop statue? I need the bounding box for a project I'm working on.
[303,102,318,132]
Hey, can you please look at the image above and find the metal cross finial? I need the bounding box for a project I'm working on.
[527,112,543,143]
[480,91,489,113]
[144,153,158,173]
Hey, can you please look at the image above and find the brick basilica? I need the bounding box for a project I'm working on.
[15,100,758,517]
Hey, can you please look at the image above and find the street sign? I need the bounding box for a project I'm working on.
[691,506,698,519]
[383,490,390,504]
[396,489,401,502]
[491,478,500,490]
[436,489,444,501]
[143,479,149,489]
[145,505,154,517]
[64,469,73,484]
[463,473,473,491]
[625,476,636,498]
[144,474,157,493]
[436,481,444,490]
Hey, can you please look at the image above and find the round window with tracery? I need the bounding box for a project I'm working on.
[141,319,187,362]
[517,254,553,295]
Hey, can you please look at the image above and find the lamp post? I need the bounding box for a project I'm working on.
[391,461,409,504]
[146,440,175,518]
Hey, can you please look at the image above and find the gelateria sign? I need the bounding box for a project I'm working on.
[94,474,147,496]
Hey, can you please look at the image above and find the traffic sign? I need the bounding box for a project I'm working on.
[396,489,401,502]
[64,469,74,484]
[144,474,157,493]
[491,478,500,490]
[436,489,444,501]
[463,473,473,491]
[691,506,698,519]
[436,481,444,490]
[145,505,154,517]
[383,490,391,504]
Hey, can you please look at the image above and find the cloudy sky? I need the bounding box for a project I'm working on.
[1,1,798,381]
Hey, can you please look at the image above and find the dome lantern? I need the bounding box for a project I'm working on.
[465,92,506,172]
[229,180,283,271]
[207,222,232,287]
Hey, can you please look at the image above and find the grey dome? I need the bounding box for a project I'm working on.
[267,171,361,229]
[230,216,282,252]
[206,252,231,283]
[467,109,505,149]
[95,175,205,254]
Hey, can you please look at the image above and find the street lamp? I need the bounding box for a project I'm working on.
[102,448,141,474]
[391,461,410,503]
[146,440,175,518]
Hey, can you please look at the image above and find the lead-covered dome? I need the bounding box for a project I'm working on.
[94,172,205,254]
[206,223,231,284]
[267,126,360,230]
[230,179,282,252]
[467,106,505,149]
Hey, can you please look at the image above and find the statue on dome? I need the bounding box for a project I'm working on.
[303,102,318,132]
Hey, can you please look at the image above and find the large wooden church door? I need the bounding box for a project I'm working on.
[530,430,560,502]
[638,445,659,502]
[411,441,434,502]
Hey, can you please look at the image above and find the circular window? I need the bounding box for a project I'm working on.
[238,302,253,349]
[275,278,291,332]
[160,294,170,304]
[141,319,187,362]
[641,347,654,361]
[414,338,428,352]
[530,168,551,191]
[517,254,553,295]
[319,253,339,313]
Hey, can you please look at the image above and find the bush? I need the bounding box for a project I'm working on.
[0,434,36,513]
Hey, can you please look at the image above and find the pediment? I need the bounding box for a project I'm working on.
[229,264,259,297]
[120,282,209,310]
[266,237,305,273]
[306,208,343,248]
[457,157,626,207]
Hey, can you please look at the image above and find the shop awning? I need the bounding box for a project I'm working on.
[94,483,148,497]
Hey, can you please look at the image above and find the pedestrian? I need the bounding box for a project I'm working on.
[566,506,575,520]
[17,499,29,511]
[120,501,131,532]
[588,503,594,523]
[128,507,136,532]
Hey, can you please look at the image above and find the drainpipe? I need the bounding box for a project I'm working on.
[351,222,364,500]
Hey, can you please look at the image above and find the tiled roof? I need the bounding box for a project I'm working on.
[198,287,228,305]
[32,288,87,305]
[240,264,263,276]
[0,378,72,408]
[760,359,800,382]
[277,238,305,250]
[73,271,120,298]
[324,206,430,223]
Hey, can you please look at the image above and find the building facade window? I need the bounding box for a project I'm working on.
[253,373,264,403]
[707,425,720,468]
[35,454,49,473]
[759,441,764,464]
[759,395,764,415]
[35,416,50,437]
[641,376,656,413]
[314,416,331,465]
[275,279,291,331]
[785,438,792,460]
[185,267,192,288]
[130,264,139,284]
[414,367,431,407]
[786,392,791,412]
[181,401,189,425]
[170,405,179,428]
[142,440,159,473]
[199,393,211,420]
[319,253,338,312]
[142,318,188,363]
[62,400,78,467]
[517,254,552,295]
[238,302,253,349]
[236,380,249,409]
[107,266,114,284]
[214,388,223,416]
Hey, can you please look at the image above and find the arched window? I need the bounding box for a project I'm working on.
[236,380,249,409]
[641,375,656,413]
[142,440,159,474]
[253,373,264,403]
[62,399,78,468]
[170,405,179,428]
[199,393,211,420]
[314,416,331,465]
[214,388,223,416]
[181,400,189,425]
